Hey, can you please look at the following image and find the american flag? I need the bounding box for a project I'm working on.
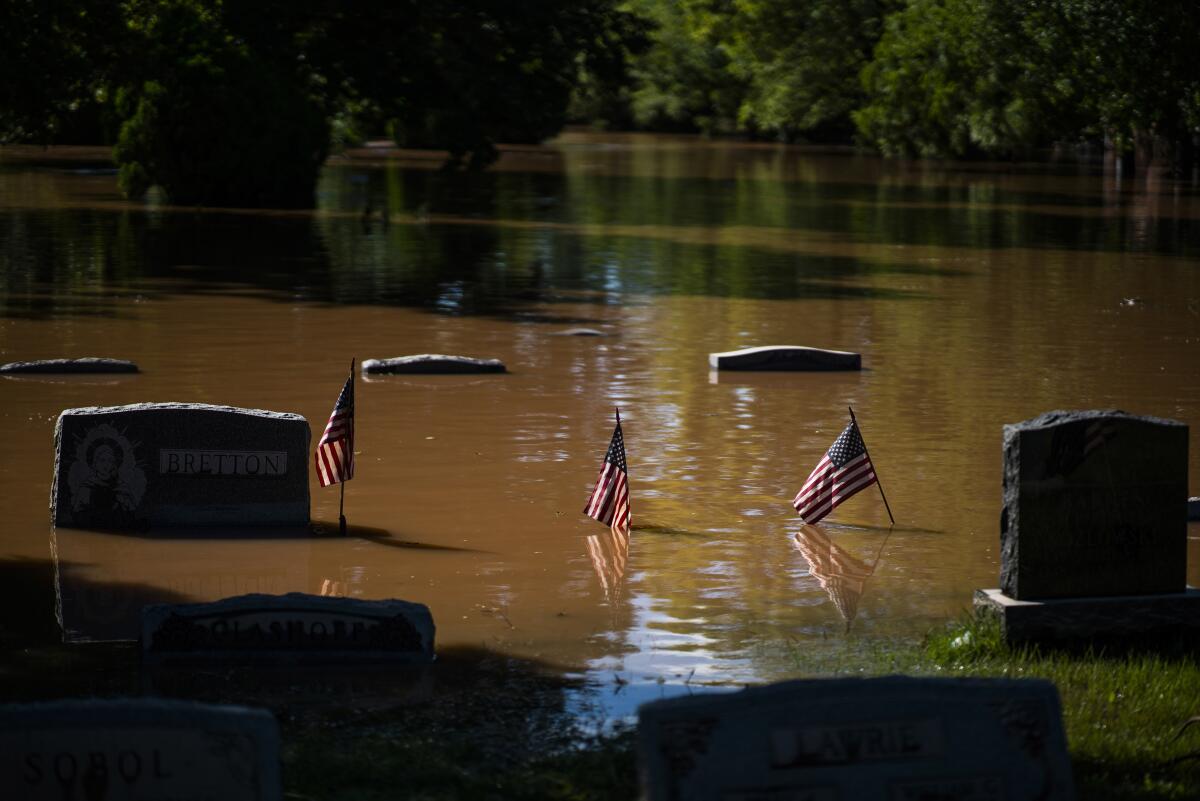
[793,420,877,524]
[316,374,354,487]
[584,419,630,532]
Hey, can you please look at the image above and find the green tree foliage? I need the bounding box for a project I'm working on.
[114,1,329,207]
[1037,0,1200,158]
[0,0,122,144]
[725,0,899,141]
[854,0,1073,157]
[856,0,1200,163]
[624,0,747,134]
[1,0,636,206]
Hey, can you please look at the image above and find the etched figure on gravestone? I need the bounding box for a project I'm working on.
[66,423,147,528]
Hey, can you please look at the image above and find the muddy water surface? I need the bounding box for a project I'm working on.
[2,133,1199,716]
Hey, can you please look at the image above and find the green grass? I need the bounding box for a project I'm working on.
[6,620,1200,799]
[918,616,1200,800]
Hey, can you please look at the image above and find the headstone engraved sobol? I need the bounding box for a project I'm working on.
[638,677,1075,801]
[142,593,436,664]
[0,699,280,801]
[51,403,310,528]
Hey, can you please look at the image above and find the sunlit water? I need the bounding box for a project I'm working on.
[2,133,1199,720]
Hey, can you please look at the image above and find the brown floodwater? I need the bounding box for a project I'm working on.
[2,132,1199,716]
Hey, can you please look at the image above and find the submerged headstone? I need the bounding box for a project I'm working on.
[638,676,1074,801]
[142,592,435,664]
[553,328,607,337]
[1,357,138,374]
[362,354,506,374]
[0,699,280,801]
[708,346,861,371]
[51,403,310,529]
[1000,410,1187,599]
[1189,496,1200,521]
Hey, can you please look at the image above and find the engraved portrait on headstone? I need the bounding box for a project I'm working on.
[65,423,147,529]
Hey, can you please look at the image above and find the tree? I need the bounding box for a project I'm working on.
[725,0,899,141]
[855,0,1074,158]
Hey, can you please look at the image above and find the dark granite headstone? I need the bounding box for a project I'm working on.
[1,357,138,374]
[638,677,1074,801]
[708,346,861,371]
[1001,410,1187,599]
[0,699,280,801]
[362,354,506,374]
[51,403,310,529]
[142,592,435,664]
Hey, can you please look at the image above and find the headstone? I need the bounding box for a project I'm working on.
[51,403,310,529]
[974,587,1200,645]
[1000,410,1187,599]
[638,677,1074,801]
[361,354,506,374]
[142,592,435,664]
[708,346,861,371]
[0,699,280,801]
[553,328,607,337]
[1,357,138,374]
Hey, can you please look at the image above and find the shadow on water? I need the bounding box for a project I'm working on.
[0,556,191,650]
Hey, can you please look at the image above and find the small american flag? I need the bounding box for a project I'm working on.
[793,420,877,524]
[316,374,354,487]
[584,418,630,532]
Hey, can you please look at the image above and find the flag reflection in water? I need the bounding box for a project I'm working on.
[793,526,889,632]
[585,526,630,607]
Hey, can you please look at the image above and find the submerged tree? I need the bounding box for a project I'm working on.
[0,0,638,206]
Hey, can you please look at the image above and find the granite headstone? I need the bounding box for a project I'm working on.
[1000,410,1187,599]
[0,699,280,801]
[51,403,310,529]
[638,676,1074,801]
[708,346,861,371]
[142,592,436,664]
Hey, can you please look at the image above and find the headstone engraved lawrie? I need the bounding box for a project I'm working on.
[638,677,1074,801]
[51,403,310,528]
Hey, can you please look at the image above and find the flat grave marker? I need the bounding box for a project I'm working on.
[638,676,1074,801]
[1,357,139,374]
[708,346,861,372]
[142,592,436,664]
[51,403,310,529]
[362,354,506,374]
[0,699,280,801]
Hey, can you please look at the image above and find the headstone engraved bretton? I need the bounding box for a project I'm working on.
[362,355,506,374]
[51,403,310,529]
[142,592,436,664]
[638,677,1074,801]
[708,346,861,372]
[0,357,139,374]
[975,409,1200,644]
[0,699,280,801]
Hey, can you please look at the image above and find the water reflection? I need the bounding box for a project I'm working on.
[793,525,891,632]
[585,526,630,607]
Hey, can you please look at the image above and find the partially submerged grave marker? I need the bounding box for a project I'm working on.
[51,403,310,529]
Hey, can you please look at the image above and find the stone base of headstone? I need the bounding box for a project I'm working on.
[974,587,1200,646]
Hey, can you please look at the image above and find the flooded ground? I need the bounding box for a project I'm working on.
[2,132,1199,718]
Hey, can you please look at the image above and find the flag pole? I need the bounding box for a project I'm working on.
[848,406,895,526]
[339,357,354,537]
[615,405,620,426]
